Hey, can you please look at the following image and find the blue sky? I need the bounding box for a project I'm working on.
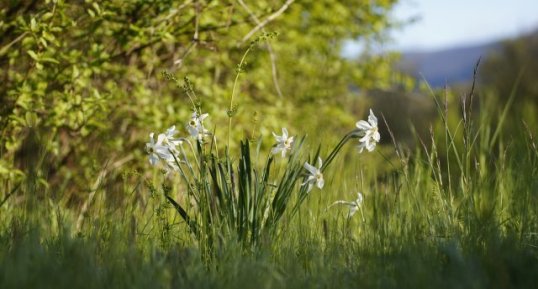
[343,0,538,54]
[392,0,538,50]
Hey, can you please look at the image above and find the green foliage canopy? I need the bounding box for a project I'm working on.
[0,0,398,199]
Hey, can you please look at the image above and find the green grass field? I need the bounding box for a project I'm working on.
[1,89,537,289]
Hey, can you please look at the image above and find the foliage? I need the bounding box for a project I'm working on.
[0,0,399,202]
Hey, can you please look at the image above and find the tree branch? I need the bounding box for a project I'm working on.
[239,0,295,46]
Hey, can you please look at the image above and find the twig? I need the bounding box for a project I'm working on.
[239,0,295,46]
[0,32,28,57]
[174,41,198,68]
[237,0,284,97]
[0,183,21,208]
[193,0,200,41]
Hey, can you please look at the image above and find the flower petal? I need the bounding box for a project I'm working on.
[331,200,353,206]
[356,120,372,130]
[304,162,317,174]
[356,192,364,204]
[348,205,359,217]
[357,142,366,153]
[317,177,324,189]
[359,134,370,143]
[187,125,199,138]
[301,175,316,186]
[156,133,166,145]
[366,141,376,152]
[166,126,176,136]
[368,109,378,126]
[149,154,159,165]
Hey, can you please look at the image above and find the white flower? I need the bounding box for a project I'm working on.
[330,192,364,218]
[187,112,210,141]
[145,126,186,173]
[162,126,184,152]
[355,109,380,153]
[302,157,324,192]
[271,128,294,157]
[146,132,174,166]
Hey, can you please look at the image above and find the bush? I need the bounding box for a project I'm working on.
[0,0,399,203]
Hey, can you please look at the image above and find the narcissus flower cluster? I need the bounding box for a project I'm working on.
[146,111,210,172]
[147,109,380,200]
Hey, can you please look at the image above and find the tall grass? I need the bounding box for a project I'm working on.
[1,82,537,288]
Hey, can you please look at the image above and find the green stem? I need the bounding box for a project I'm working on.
[321,130,358,171]
[228,45,254,148]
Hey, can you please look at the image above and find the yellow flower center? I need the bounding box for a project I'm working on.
[285,138,292,147]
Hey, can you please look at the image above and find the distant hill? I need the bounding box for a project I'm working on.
[398,41,501,87]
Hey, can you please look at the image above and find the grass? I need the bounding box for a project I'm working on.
[1,88,537,289]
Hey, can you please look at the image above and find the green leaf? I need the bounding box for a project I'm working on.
[10,115,26,126]
[27,50,39,61]
[41,57,60,64]
[42,12,54,21]
[42,31,56,43]
[39,37,48,48]
[165,195,198,235]
[25,111,38,127]
[30,18,37,32]
[92,3,101,15]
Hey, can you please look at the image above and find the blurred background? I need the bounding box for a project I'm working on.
[386,0,538,88]
[0,0,537,205]
[345,0,538,154]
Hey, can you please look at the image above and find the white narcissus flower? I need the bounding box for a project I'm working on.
[271,128,294,157]
[146,132,174,166]
[146,126,186,173]
[187,112,210,141]
[302,157,324,192]
[330,192,364,218]
[355,109,380,153]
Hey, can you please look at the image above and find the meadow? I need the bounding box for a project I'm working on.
[1,1,538,288]
[1,80,537,288]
